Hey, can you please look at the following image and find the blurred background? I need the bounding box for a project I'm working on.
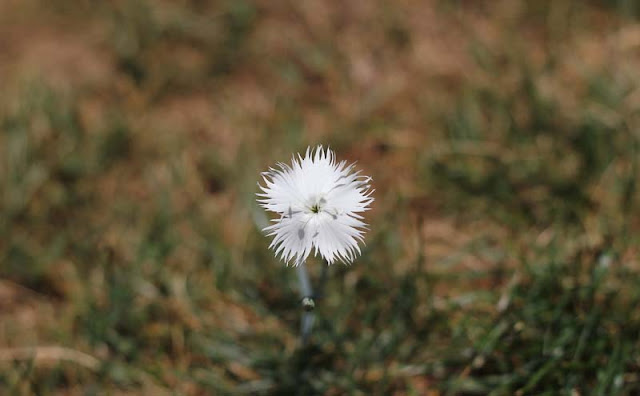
[1,0,640,394]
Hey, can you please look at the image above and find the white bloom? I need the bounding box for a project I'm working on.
[258,146,374,265]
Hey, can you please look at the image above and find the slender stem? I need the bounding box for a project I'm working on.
[296,260,312,297]
[296,260,314,345]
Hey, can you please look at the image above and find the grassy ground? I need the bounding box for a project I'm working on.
[1,0,640,394]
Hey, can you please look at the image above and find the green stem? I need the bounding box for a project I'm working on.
[296,260,314,344]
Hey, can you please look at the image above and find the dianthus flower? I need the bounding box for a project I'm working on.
[258,146,374,265]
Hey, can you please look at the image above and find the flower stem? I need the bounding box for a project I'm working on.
[296,260,314,345]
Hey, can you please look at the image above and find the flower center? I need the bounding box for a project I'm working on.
[307,196,326,214]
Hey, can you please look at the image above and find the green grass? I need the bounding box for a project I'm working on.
[1,0,640,394]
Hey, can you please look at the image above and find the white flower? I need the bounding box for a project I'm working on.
[258,146,374,265]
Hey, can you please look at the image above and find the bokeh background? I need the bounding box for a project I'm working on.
[1,0,640,394]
